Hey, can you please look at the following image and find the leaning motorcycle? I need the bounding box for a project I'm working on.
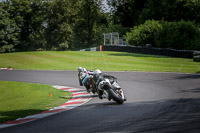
[98,77,126,104]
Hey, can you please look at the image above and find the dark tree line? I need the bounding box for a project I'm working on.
[0,0,108,52]
[0,0,200,53]
[108,0,200,50]
[108,0,200,27]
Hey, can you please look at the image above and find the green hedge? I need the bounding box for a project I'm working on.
[125,20,200,50]
[125,20,162,46]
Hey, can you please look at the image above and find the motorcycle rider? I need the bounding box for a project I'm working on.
[78,67,95,93]
[78,67,126,101]
[93,69,127,101]
[93,69,117,99]
[78,67,111,98]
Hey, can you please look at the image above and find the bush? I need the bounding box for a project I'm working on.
[155,20,200,50]
[36,48,46,51]
[0,45,15,53]
[51,47,57,51]
[125,20,162,46]
[50,42,69,51]
[125,20,200,50]
[57,42,69,51]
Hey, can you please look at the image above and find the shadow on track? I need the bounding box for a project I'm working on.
[179,87,200,93]
[79,98,200,133]
[175,74,200,79]
[0,98,200,133]
[0,109,45,124]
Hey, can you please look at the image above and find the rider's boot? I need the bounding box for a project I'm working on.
[98,90,103,99]
[91,87,96,94]
[85,85,91,93]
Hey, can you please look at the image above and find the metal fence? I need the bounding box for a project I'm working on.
[102,45,195,59]
[193,51,200,62]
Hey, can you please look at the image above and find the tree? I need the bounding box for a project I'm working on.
[44,0,81,50]
[139,0,200,24]
[125,20,200,50]
[5,0,32,51]
[73,0,106,49]
[108,0,200,28]
[107,0,148,27]
[0,1,19,53]
[155,20,200,50]
[0,0,48,52]
[26,0,47,50]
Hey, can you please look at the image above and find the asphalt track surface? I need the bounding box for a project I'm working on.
[0,70,200,133]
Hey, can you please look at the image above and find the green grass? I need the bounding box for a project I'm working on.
[0,51,199,73]
[0,81,72,123]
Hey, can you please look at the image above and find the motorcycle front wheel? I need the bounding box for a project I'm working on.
[108,88,124,104]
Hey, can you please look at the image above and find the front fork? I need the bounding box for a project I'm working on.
[117,89,126,100]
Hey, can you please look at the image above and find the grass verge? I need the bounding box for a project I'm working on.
[0,81,72,123]
[0,51,199,73]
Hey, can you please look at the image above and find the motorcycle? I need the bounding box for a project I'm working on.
[95,76,126,104]
[78,69,126,104]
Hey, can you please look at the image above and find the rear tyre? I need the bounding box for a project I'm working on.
[108,89,124,104]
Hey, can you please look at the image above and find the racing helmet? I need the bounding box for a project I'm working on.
[78,67,83,72]
[83,68,87,72]
[94,69,101,75]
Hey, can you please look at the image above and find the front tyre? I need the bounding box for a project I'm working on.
[108,88,124,104]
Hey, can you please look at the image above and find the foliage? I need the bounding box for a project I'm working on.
[0,0,200,52]
[0,2,19,53]
[155,21,200,50]
[45,0,80,50]
[57,42,69,51]
[139,0,200,24]
[104,24,129,36]
[125,20,200,50]
[108,0,200,27]
[3,0,47,51]
[125,20,162,46]
[72,0,105,49]
[107,0,148,27]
